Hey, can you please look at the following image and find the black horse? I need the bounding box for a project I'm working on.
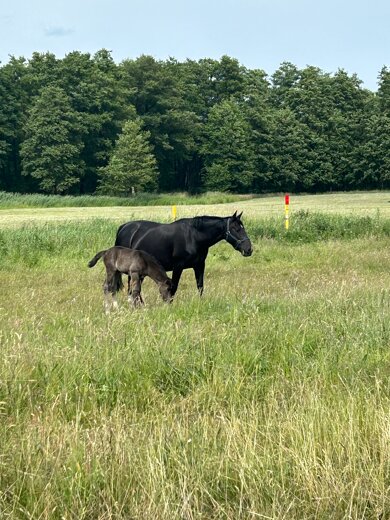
[114,211,252,297]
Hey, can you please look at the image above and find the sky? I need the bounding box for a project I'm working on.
[0,0,389,91]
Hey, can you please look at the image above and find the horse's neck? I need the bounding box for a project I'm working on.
[194,218,226,247]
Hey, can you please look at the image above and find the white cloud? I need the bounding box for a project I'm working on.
[44,26,74,37]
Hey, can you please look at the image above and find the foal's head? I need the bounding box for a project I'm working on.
[159,278,173,303]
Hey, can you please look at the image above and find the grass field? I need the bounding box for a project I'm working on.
[1,192,390,519]
[1,191,389,227]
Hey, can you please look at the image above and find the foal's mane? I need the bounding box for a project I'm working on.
[139,249,167,277]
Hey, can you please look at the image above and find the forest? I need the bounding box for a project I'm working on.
[0,50,389,195]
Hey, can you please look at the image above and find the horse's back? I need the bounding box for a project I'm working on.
[115,220,163,247]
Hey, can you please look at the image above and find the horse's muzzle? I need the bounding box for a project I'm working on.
[241,247,253,257]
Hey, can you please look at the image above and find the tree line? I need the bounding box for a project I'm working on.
[0,50,389,195]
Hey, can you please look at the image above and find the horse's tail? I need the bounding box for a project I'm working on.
[88,250,107,268]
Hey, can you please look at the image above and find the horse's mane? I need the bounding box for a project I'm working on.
[193,215,224,230]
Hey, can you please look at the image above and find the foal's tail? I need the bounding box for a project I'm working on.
[88,250,107,268]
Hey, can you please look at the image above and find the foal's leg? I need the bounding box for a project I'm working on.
[103,279,110,314]
[111,271,122,310]
[129,272,143,307]
[104,271,119,313]
[127,275,132,302]
[111,291,119,311]
[103,276,114,314]
[128,274,145,304]
[138,275,145,304]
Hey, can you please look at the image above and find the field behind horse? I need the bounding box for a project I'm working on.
[1,190,390,227]
[1,194,390,519]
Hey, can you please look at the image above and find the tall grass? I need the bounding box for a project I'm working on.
[0,191,253,209]
[0,212,389,269]
[246,209,390,242]
[0,217,390,518]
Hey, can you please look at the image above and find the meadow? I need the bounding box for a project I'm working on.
[1,190,389,227]
[0,191,252,210]
[1,192,390,519]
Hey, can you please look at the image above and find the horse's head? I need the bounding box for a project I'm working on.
[159,278,174,303]
[225,211,253,257]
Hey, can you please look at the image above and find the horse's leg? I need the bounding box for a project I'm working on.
[171,267,183,297]
[193,260,205,296]
[129,272,143,307]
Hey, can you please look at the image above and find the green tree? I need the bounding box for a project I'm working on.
[20,86,84,193]
[269,64,373,191]
[25,52,60,94]
[370,69,390,186]
[378,66,390,113]
[213,55,246,102]
[352,100,390,189]
[270,62,301,108]
[58,50,132,193]
[201,100,255,192]
[98,118,158,195]
[120,55,199,191]
[241,69,274,191]
[0,57,32,191]
[0,51,387,196]
[267,108,310,191]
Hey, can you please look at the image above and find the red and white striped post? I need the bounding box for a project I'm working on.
[285,194,290,230]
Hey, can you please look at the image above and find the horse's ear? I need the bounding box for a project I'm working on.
[238,211,243,219]
[232,210,237,219]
